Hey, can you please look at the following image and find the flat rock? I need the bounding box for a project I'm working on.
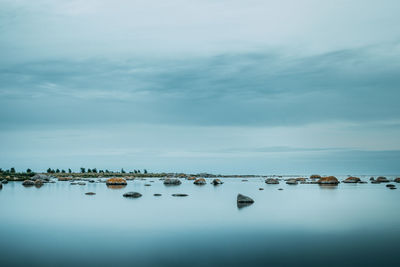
[286,179,298,185]
[259,188,264,190]
[123,192,142,198]
[106,178,127,186]
[78,182,86,186]
[265,178,279,184]
[172,193,188,197]
[85,192,96,195]
[153,193,162,196]
[144,184,151,186]
[343,177,361,183]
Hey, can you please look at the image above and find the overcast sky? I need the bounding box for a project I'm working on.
[1,0,400,174]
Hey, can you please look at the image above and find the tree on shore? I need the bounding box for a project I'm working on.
[10,167,16,173]
[87,169,92,173]
[27,168,32,173]
[121,168,126,174]
[80,168,85,173]
[144,169,148,174]
[92,168,97,173]
[68,168,72,174]
[47,168,52,173]
[56,169,60,173]
[61,169,66,173]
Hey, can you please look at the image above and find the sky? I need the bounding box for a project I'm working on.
[1,0,400,174]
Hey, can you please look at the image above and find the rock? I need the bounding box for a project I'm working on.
[0,183,2,190]
[172,193,188,197]
[34,180,44,187]
[187,176,196,180]
[78,182,86,186]
[211,179,223,185]
[390,187,397,190]
[394,178,400,183]
[194,178,206,185]
[265,178,279,184]
[123,192,142,198]
[317,176,339,185]
[237,193,254,203]
[286,179,298,185]
[2,179,8,184]
[58,177,73,181]
[370,177,375,181]
[22,180,34,186]
[31,174,50,181]
[89,180,95,183]
[106,178,127,186]
[376,176,389,183]
[296,177,307,182]
[358,181,368,184]
[70,182,78,185]
[259,188,264,190]
[371,180,380,184]
[242,179,248,182]
[343,177,361,183]
[144,184,151,186]
[310,174,321,179]
[153,193,162,196]
[386,184,396,188]
[85,192,96,195]
[278,188,283,190]
[163,178,182,185]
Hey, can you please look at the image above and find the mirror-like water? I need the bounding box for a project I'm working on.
[1,176,399,267]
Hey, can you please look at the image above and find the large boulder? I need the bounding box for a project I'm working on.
[123,192,142,198]
[163,178,182,185]
[376,177,389,183]
[343,177,361,183]
[317,176,339,185]
[194,178,206,185]
[106,178,127,186]
[237,194,254,203]
[22,180,35,186]
[265,178,279,184]
[211,179,223,185]
[394,178,400,183]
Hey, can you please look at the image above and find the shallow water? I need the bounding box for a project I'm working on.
[1,176,399,267]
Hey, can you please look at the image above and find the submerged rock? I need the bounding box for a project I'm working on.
[153,193,162,196]
[123,192,142,198]
[78,182,86,186]
[318,176,339,185]
[259,188,264,190]
[211,179,223,185]
[0,183,2,190]
[22,180,34,186]
[172,193,188,197]
[89,180,95,183]
[278,188,284,190]
[2,179,8,184]
[265,178,279,184]
[144,184,152,186]
[85,192,96,195]
[194,178,206,185]
[106,178,127,186]
[343,177,361,183]
[386,184,396,188]
[163,178,182,185]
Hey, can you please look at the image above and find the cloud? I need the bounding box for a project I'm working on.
[1,44,400,127]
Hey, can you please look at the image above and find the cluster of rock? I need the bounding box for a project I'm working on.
[386,184,397,190]
[265,178,279,184]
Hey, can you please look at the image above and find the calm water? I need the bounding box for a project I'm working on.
[1,176,399,267]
